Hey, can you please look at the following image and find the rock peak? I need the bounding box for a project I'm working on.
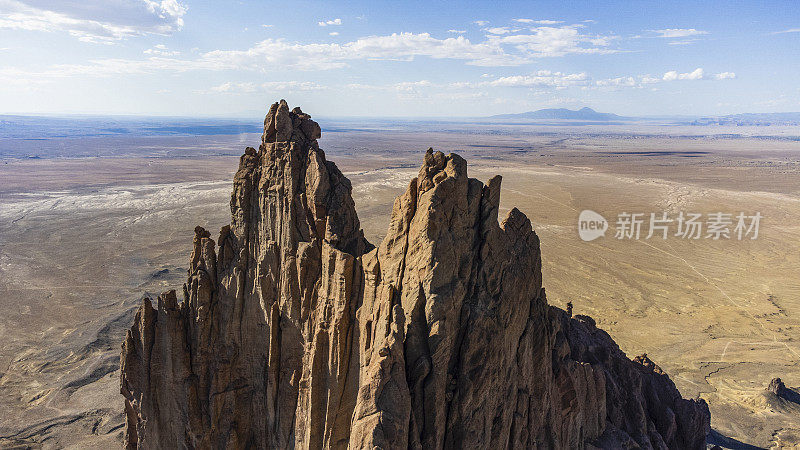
[262,99,322,145]
[120,102,710,449]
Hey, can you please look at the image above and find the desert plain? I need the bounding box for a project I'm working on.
[0,119,799,449]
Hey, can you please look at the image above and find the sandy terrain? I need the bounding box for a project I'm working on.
[1,124,799,448]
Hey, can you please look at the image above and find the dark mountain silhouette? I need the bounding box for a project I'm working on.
[490,107,631,121]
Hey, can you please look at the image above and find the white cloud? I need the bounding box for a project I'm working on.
[198,33,529,69]
[663,68,704,80]
[318,18,342,26]
[448,29,466,34]
[209,81,326,93]
[484,27,514,35]
[0,27,624,79]
[0,0,187,43]
[487,70,589,88]
[514,19,563,25]
[487,25,618,57]
[473,20,489,26]
[640,75,662,84]
[595,76,638,87]
[594,68,733,89]
[329,31,339,36]
[772,28,800,34]
[714,72,736,80]
[662,71,677,81]
[261,24,273,28]
[248,65,736,102]
[650,28,709,38]
[448,81,471,89]
[594,68,736,88]
[394,80,432,92]
[144,44,179,56]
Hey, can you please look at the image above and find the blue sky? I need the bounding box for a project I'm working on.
[1,0,798,117]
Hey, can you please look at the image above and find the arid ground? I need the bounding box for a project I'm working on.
[1,121,799,448]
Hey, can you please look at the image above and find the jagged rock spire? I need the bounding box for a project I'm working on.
[120,102,710,449]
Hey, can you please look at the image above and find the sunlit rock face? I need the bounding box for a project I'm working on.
[120,100,710,449]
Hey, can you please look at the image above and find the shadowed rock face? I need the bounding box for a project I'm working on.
[120,100,710,449]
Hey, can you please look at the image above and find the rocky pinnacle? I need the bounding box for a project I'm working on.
[120,100,710,449]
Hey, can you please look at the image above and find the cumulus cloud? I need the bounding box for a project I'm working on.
[0,0,187,43]
[473,20,489,26]
[486,25,618,57]
[484,27,514,35]
[317,18,342,26]
[650,28,709,38]
[663,68,704,80]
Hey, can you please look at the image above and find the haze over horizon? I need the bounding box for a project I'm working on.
[1,0,798,117]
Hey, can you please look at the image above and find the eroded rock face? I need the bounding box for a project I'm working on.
[120,100,710,449]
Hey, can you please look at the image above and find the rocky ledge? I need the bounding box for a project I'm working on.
[120,100,710,449]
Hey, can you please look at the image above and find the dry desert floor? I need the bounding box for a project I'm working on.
[1,123,799,449]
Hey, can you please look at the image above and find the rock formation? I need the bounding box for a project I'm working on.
[120,100,710,449]
[767,378,800,404]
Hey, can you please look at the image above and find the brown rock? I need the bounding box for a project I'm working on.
[768,377,787,396]
[120,101,710,449]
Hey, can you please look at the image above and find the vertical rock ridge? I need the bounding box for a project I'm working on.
[120,101,710,449]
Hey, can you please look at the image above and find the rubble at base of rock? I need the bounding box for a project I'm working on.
[120,100,711,449]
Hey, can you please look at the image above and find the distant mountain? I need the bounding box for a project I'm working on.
[490,107,630,121]
[690,112,800,126]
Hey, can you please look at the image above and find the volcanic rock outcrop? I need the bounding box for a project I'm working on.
[120,100,710,449]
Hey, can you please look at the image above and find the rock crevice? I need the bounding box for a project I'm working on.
[120,100,710,449]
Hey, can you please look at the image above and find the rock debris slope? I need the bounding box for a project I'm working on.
[120,101,710,449]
